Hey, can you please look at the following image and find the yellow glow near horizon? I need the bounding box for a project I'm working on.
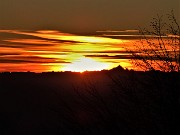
[62,57,109,72]
[59,35,122,44]
[0,30,134,72]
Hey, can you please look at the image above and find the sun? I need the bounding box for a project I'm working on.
[62,57,109,72]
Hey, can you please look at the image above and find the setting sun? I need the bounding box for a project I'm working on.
[0,1,179,134]
[62,57,109,72]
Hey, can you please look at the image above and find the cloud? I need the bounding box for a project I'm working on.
[66,50,140,54]
[96,30,139,33]
[0,52,22,56]
[85,54,134,60]
[95,29,142,40]
[0,30,82,49]
[0,55,70,64]
[4,39,61,46]
[1,30,122,44]
[101,34,143,39]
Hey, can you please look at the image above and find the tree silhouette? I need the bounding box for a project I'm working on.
[130,11,180,72]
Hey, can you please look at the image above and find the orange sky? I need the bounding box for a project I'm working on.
[0,0,178,72]
[0,30,139,72]
[0,29,179,72]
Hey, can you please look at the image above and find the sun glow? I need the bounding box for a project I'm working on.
[0,30,134,72]
[62,57,109,72]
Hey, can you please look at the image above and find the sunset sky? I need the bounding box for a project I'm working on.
[0,0,179,72]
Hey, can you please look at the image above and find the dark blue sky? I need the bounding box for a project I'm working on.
[0,0,179,33]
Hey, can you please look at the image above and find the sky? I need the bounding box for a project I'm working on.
[0,29,136,72]
[0,0,179,72]
[0,0,179,33]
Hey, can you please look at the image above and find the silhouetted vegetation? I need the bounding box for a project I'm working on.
[130,11,180,72]
[0,69,179,135]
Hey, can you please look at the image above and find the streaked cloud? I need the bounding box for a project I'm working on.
[96,30,139,33]
[0,29,140,72]
[85,54,135,60]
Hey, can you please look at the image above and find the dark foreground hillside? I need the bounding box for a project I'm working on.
[0,68,180,135]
